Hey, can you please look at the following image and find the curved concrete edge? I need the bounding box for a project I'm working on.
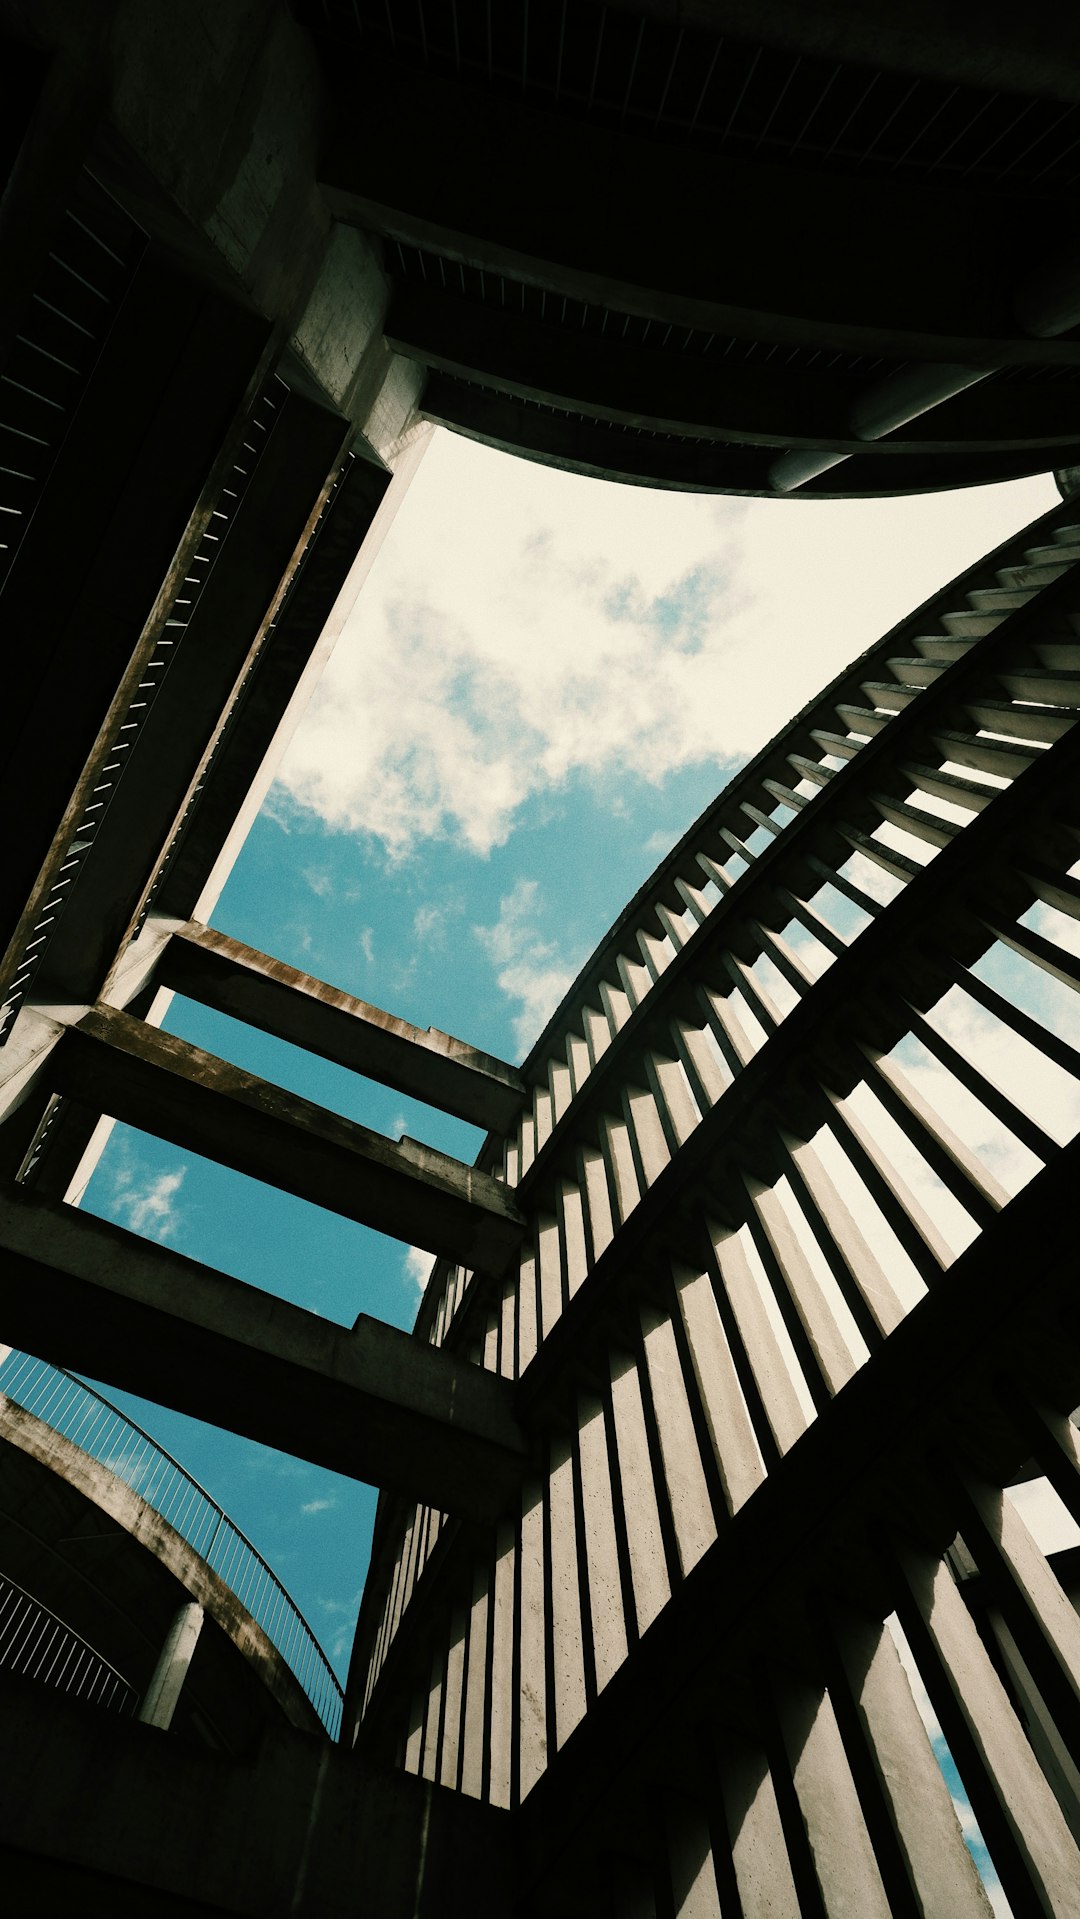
[0,1395,329,1737]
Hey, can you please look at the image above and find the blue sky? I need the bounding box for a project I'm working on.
[77,431,1060,1693]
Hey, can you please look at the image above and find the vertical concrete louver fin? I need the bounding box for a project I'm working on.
[349,505,1080,1917]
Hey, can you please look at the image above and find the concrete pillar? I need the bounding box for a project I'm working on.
[138,1599,204,1731]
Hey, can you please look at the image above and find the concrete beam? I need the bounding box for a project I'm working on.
[157,921,525,1133]
[389,281,862,451]
[49,1005,524,1276]
[421,375,1061,496]
[388,281,1080,455]
[154,442,394,924]
[35,382,352,1004]
[0,1189,527,1522]
[0,257,272,1003]
[321,51,1079,366]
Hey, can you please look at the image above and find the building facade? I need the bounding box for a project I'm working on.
[1,3,1079,1913]
[351,495,1080,1914]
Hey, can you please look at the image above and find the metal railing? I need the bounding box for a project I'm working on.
[0,1349,344,1738]
[0,1569,137,1715]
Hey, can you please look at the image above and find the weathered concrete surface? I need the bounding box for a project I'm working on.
[0,1673,515,1917]
[0,1190,527,1521]
[1,0,423,457]
[50,1004,524,1275]
[0,1005,67,1128]
[138,1602,205,1731]
[158,920,525,1132]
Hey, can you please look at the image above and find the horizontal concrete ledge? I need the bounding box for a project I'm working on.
[49,1004,524,1276]
[0,1190,527,1522]
[157,920,526,1133]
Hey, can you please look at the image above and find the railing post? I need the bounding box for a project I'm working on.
[205,1506,225,1564]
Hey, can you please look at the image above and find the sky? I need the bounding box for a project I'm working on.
[70,430,1066,1771]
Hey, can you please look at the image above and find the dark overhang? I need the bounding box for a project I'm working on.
[296,0,1080,493]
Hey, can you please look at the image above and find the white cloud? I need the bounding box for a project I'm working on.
[100,1443,156,1495]
[840,847,905,909]
[261,789,293,833]
[302,867,333,898]
[474,878,577,1055]
[413,902,446,945]
[319,1587,363,1663]
[110,1159,187,1242]
[475,878,542,967]
[403,1244,433,1297]
[281,919,314,956]
[643,826,682,858]
[359,926,375,964]
[1025,899,1080,962]
[300,1497,334,1516]
[270,432,1054,862]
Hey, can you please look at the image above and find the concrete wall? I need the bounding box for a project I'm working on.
[0,1674,514,1917]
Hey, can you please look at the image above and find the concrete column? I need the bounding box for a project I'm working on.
[138,1599,204,1731]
